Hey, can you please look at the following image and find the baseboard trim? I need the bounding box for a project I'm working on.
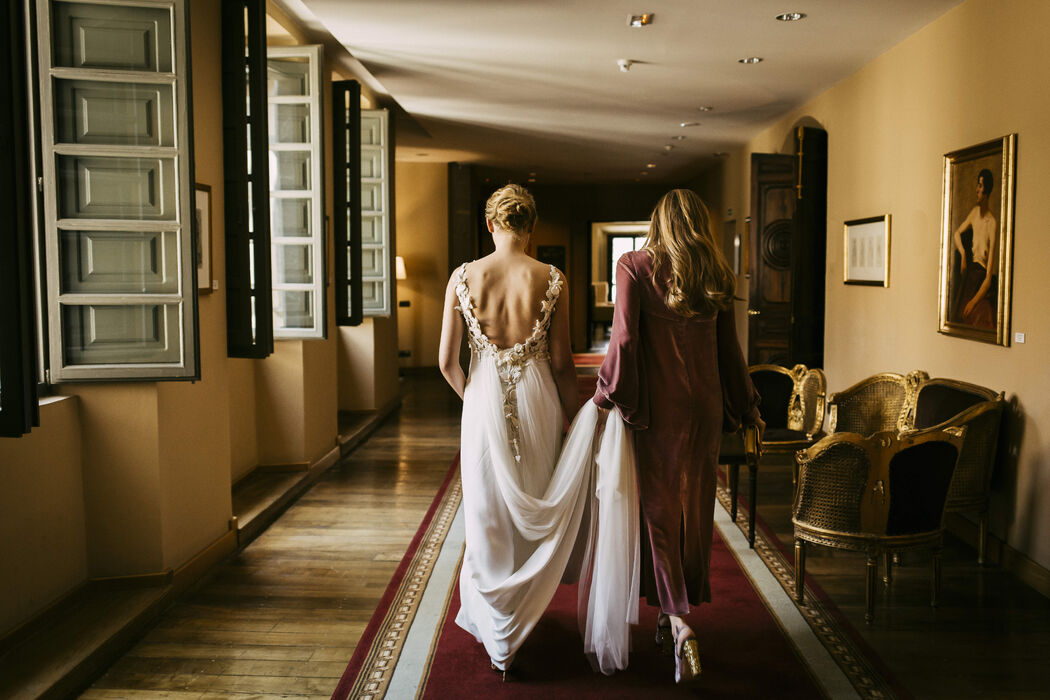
[0,582,90,657]
[945,513,1050,599]
[90,570,173,590]
[172,528,238,593]
[257,461,311,473]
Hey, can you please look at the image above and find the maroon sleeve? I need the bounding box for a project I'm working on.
[592,257,649,430]
[717,305,761,432]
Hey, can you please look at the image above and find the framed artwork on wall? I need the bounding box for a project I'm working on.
[843,214,890,286]
[937,134,1016,346]
[194,183,212,293]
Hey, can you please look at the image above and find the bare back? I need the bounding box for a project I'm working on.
[463,253,553,350]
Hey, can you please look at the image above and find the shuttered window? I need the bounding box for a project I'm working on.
[361,109,391,317]
[333,79,362,326]
[36,0,199,380]
[222,0,273,357]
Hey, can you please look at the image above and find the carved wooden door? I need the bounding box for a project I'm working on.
[748,153,797,364]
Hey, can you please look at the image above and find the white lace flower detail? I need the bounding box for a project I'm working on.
[455,263,562,463]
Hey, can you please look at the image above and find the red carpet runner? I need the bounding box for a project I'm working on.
[419,529,823,698]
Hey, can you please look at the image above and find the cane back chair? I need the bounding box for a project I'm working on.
[792,427,966,624]
[829,370,1005,563]
[726,364,826,533]
[906,377,1005,564]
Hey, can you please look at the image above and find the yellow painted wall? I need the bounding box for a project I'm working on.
[395,162,449,367]
[0,398,86,635]
[720,0,1050,568]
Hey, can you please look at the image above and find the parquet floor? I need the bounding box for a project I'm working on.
[81,372,1050,698]
[81,375,460,699]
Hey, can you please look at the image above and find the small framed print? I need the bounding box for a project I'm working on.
[194,183,212,293]
[844,215,890,286]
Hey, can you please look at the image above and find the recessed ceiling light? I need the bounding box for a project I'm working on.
[775,12,806,21]
[680,121,700,127]
[663,145,674,151]
[627,13,654,27]
[640,171,649,176]
[712,151,728,157]
[738,57,763,64]
[671,135,687,141]
[646,163,656,168]
[697,106,713,112]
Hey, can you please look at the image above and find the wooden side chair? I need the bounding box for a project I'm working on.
[724,363,825,545]
[720,422,762,546]
[792,427,966,623]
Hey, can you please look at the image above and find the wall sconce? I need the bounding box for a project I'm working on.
[395,256,407,280]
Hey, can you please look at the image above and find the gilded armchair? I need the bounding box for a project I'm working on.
[792,427,966,623]
[906,378,1005,564]
[828,370,1005,563]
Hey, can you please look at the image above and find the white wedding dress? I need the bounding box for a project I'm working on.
[452,262,640,675]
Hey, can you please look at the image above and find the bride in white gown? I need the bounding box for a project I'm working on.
[438,185,639,677]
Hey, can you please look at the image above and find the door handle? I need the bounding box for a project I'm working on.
[747,309,761,316]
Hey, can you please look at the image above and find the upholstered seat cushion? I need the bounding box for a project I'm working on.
[719,431,747,461]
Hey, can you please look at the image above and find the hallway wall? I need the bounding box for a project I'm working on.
[395,162,449,368]
[0,0,387,637]
[720,0,1050,569]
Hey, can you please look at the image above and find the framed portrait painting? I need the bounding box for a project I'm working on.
[937,134,1016,345]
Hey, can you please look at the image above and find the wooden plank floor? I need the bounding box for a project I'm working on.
[82,372,1050,698]
[81,375,460,699]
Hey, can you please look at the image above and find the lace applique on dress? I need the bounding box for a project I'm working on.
[455,263,563,462]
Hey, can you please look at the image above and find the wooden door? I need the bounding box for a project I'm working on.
[747,127,828,367]
[748,153,796,364]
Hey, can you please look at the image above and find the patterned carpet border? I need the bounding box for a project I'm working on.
[715,484,904,700]
[331,460,462,700]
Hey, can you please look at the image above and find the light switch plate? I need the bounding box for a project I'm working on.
[1014,332,1025,343]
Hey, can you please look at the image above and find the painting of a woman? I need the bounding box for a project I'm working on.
[951,168,997,329]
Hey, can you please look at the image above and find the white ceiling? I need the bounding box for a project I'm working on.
[289,0,961,184]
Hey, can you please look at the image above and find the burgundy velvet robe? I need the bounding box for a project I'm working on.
[593,250,759,614]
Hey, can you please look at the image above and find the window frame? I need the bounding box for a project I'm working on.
[35,0,200,382]
[267,44,326,339]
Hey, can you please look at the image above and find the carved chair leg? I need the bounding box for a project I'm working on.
[931,547,942,608]
[794,539,805,603]
[748,463,758,548]
[883,551,893,585]
[865,554,877,624]
[729,463,740,522]
[978,512,988,566]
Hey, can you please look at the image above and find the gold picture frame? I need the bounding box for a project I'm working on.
[937,134,1016,346]
[844,215,890,286]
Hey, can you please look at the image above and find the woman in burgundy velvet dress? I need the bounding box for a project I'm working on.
[593,189,762,684]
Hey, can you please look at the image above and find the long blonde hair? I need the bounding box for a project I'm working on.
[644,189,736,316]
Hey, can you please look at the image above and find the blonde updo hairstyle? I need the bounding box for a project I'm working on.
[485,184,537,237]
[644,188,736,317]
